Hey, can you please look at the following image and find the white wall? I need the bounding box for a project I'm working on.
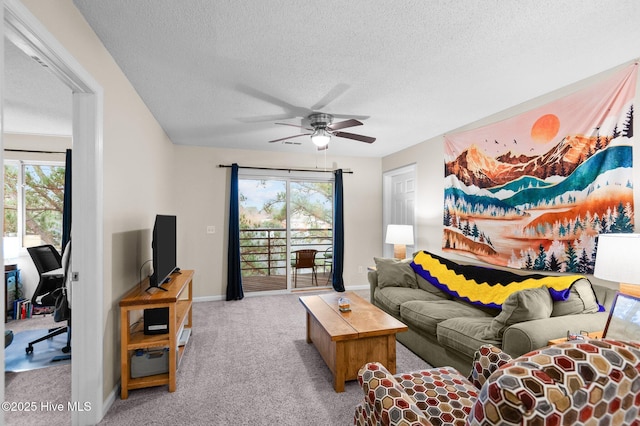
[382,61,640,291]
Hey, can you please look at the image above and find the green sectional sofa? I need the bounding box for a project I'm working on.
[369,251,617,374]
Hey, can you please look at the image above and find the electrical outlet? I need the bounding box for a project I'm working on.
[358,266,364,274]
[207,226,216,234]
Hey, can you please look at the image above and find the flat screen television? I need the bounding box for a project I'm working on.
[148,214,178,291]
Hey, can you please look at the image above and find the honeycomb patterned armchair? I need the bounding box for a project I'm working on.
[354,339,640,426]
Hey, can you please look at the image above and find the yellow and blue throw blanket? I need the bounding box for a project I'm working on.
[411,251,593,309]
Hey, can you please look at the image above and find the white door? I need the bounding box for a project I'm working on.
[383,165,416,258]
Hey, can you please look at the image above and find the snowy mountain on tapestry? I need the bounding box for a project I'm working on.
[444,64,637,273]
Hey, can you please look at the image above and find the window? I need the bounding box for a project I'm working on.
[3,161,65,254]
[238,171,334,292]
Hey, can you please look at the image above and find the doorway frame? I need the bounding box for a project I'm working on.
[2,1,104,425]
[238,169,334,293]
[382,164,417,257]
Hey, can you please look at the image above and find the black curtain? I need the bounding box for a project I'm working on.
[332,169,345,292]
[226,163,244,300]
[61,149,72,253]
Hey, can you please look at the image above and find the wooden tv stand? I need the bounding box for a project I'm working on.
[119,269,193,399]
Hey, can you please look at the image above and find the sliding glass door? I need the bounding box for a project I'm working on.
[238,172,333,292]
[238,178,288,292]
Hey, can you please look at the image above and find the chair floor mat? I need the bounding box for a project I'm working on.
[4,328,70,372]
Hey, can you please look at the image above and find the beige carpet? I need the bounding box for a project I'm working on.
[4,314,71,426]
[102,289,428,425]
[6,289,430,425]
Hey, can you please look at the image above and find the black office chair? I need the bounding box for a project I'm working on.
[26,244,70,355]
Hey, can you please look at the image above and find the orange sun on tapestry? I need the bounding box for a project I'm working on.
[531,114,560,143]
[443,63,637,273]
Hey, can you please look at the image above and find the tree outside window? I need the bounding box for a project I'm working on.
[4,164,18,239]
[3,162,65,252]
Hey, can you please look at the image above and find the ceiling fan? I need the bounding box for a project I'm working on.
[268,113,376,150]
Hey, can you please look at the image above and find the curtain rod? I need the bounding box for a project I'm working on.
[5,148,67,154]
[218,164,353,174]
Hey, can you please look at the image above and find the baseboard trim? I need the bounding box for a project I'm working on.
[193,284,369,303]
[103,384,118,422]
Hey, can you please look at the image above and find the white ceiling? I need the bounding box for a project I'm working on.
[4,38,71,136]
[9,1,640,157]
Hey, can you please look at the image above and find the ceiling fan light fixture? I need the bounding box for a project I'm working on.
[311,128,331,147]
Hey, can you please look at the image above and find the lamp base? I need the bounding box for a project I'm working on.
[393,244,406,260]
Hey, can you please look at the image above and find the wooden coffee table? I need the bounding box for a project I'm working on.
[299,291,408,392]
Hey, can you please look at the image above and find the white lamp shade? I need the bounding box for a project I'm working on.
[594,233,640,284]
[385,224,414,245]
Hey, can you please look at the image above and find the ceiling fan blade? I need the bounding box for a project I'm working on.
[236,84,310,117]
[275,122,313,131]
[236,113,299,123]
[268,133,310,143]
[310,83,349,111]
[333,131,376,144]
[330,113,370,120]
[328,119,363,131]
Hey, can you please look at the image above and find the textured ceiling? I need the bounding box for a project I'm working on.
[14,1,640,157]
[5,38,71,137]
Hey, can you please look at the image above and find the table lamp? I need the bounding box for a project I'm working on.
[385,224,414,260]
[593,233,640,297]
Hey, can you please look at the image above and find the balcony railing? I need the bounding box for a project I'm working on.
[239,227,332,277]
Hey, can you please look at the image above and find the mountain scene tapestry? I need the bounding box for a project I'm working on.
[444,63,637,273]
